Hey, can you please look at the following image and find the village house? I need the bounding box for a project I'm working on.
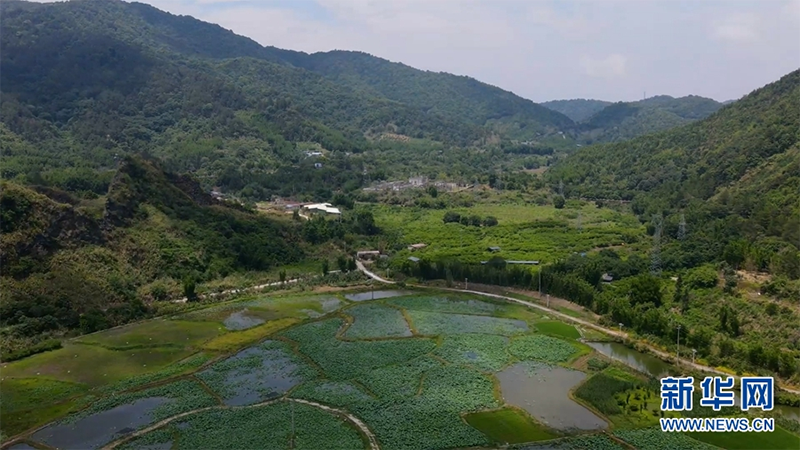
[302,203,341,216]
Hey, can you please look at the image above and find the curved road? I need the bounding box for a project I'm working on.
[356,262,800,395]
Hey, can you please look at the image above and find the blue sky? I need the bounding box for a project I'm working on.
[50,0,800,102]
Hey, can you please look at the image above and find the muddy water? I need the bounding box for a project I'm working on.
[587,342,671,378]
[497,363,607,431]
[344,290,415,302]
[223,309,265,330]
[32,397,171,450]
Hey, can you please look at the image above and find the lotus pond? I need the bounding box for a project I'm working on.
[5,291,798,450]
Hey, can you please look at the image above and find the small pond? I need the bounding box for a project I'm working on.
[587,342,671,378]
[344,290,415,302]
[32,397,171,450]
[222,309,265,330]
[497,363,607,431]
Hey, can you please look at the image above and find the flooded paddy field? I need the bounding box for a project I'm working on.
[7,291,799,450]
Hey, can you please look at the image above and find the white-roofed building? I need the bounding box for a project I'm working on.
[302,202,341,216]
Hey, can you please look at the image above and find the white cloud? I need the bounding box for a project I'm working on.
[711,13,760,43]
[579,54,627,79]
[783,0,800,21]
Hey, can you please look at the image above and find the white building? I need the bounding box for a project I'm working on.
[303,203,341,216]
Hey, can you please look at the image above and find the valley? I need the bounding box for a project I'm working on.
[1,1,799,449]
[2,288,798,449]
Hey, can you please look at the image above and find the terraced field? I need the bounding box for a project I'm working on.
[3,291,797,449]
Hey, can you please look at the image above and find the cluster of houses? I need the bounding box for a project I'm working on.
[362,177,462,193]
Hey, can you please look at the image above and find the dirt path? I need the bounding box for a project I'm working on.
[354,265,800,395]
[355,260,394,284]
[291,399,379,450]
[101,398,379,450]
[173,271,343,303]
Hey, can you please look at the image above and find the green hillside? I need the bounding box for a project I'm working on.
[578,95,724,143]
[0,0,578,203]
[549,69,800,274]
[0,156,305,355]
[542,95,724,143]
[289,50,576,138]
[540,99,613,122]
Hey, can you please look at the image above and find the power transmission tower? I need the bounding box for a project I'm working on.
[650,213,663,276]
[678,213,686,240]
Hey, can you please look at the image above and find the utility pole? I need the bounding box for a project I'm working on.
[678,213,686,241]
[558,179,564,197]
[676,324,681,359]
[538,269,542,297]
[465,278,468,290]
[691,349,697,365]
[546,294,550,308]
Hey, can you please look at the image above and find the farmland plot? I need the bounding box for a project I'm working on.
[343,304,412,339]
[197,340,318,406]
[32,379,215,450]
[290,380,374,408]
[351,365,499,450]
[357,356,442,400]
[122,401,366,450]
[519,433,627,449]
[433,334,511,372]
[406,310,528,336]
[614,428,720,450]
[386,295,499,315]
[280,318,436,380]
[509,335,579,363]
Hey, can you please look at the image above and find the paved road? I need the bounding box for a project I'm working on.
[356,264,800,395]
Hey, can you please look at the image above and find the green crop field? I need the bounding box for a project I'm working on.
[688,426,800,450]
[6,290,799,449]
[534,321,582,339]
[1,342,195,387]
[464,407,556,443]
[75,319,223,349]
[370,202,645,264]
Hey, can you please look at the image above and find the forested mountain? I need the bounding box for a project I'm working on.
[576,95,724,143]
[0,156,304,352]
[539,99,613,122]
[0,0,579,202]
[541,95,724,143]
[549,69,800,276]
[286,50,576,139]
